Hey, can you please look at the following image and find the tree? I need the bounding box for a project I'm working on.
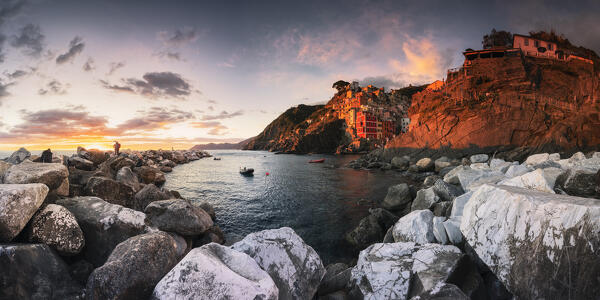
[482,29,513,49]
[332,80,350,92]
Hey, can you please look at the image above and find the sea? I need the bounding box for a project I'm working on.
[0,149,415,264]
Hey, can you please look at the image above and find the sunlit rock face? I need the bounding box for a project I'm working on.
[460,184,600,299]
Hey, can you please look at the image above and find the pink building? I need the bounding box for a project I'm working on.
[513,34,558,59]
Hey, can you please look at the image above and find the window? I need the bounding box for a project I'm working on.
[548,43,553,51]
[524,38,529,46]
[534,40,539,47]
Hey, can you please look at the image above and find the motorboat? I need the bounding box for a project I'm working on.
[309,158,325,163]
[214,157,221,160]
[239,167,254,176]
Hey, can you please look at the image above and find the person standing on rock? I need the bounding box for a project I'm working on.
[40,148,52,163]
[113,141,121,156]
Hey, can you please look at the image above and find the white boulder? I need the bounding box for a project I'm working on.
[0,183,49,241]
[3,161,69,196]
[392,210,436,244]
[504,164,531,178]
[498,169,555,193]
[524,153,549,165]
[450,191,473,220]
[469,154,488,163]
[432,217,448,245]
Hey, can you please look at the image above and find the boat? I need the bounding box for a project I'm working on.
[309,159,325,163]
[239,167,254,176]
[213,157,221,160]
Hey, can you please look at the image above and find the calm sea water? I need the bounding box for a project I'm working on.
[164,150,416,264]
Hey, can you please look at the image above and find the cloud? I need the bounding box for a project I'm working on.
[201,110,244,121]
[56,36,85,64]
[38,80,69,95]
[6,68,30,79]
[157,27,201,46]
[10,23,44,57]
[156,51,183,61]
[10,108,110,139]
[0,81,13,104]
[107,61,125,75]
[83,57,95,71]
[191,121,228,135]
[395,36,451,81]
[115,107,195,134]
[102,71,192,99]
[0,0,27,62]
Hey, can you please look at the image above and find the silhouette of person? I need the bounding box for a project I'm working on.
[41,148,52,163]
[114,141,121,155]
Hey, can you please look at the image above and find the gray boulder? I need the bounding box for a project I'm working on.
[392,210,436,244]
[411,187,440,211]
[0,183,48,241]
[469,154,488,163]
[116,166,141,192]
[135,166,166,186]
[504,164,531,178]
[432,179,464,202]
[133,183,172,211]
[86,232,181,300]
[3,161,69,196]
[145,199,213,236]
[0,160,11,182]
[555,168,600,198]
[0,244,83,299]
[26,204,85,255]
[391,156,410,169]
[410,283,469,300]
[6,147,31,164]
[345,208,398,249]
[318,263,352,296]
[434,156,452,172]
[416,157,434,172]
[69,156,94,171]
[232,227,325,300]
[432,216,448,245]
[56,196,149,266]
[152,243,278,300]
[461,184,600,299]
[381,183,413,212]
[84,176,135,207]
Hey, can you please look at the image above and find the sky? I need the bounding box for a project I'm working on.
[0,0,598,150]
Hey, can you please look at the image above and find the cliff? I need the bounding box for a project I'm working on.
[191,138,252,150]
[386,54,600,152]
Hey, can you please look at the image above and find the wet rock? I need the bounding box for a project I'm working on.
[461,184,600,299]
[469,154,488,163]
[69,156,94,171]
[26,204,85,255]
[84,176,135,207]
[152,243,278,300]
[411,187,440,211]
[6,147,31,164]
[145,199,213,236]
[432,179,464,202]
[3,161,69,196]
[56,196,149,267]
[232,227,325,300]
[392,210,436,244]
[135,166,166,186]
[0,244,84,299]
[345,208,398,249]
[133,183,172,211]
[416,157,434,172]
[0,183,48,241]
[381,183,413,211]
[555,168,600,198]
[116,166,141,192]
[499,168,555,193]
[86,232,180,300]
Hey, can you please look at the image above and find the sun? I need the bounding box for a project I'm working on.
[84,144,112,151]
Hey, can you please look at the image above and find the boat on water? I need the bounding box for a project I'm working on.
[214,157,221,160]
[309,159,325,163]
[239,167,254,176]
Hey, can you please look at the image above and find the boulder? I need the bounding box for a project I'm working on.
[56,196,149,267]
[86,232,180,300]
[442,219,462,245]
[431,201,452,217]
[442,165,470,185]
[0,183,48,241]
[318,263,352,296]
[198,202,216,220]
[411,187,440,211]
[3,161,69,196]
[381,183,412,211]
[116,166,141,192]
[432,179,464,202]
[232,227,325,300]
[504,164,531,178]
[469,162,489,170]
[0,244,83,299]
[391,156,410,169]
[499,169,555,193]
[84,176,135,207]
[133,183,172,211]
[160,166,172,173]
[449,191,473,220]
[135,166,166,186]
[524,153,550,165]
[349,242,464,299]
[6,147,31,164]
[469,154,488,163]
[415,157,434,172]
[434,157,452,172]
[78,147,108,165]
[489,158,513,173]
[159,159,176,168]
[151,243,278,300]
[145,199,213,236]
[392,210,436,244]
[26,204,85,255]
[0,160,11,182]
[432,216,448,245]
[461,184,600,299]
[345,208,399,249]
[555,168,600,198]
[69,156,94,171]
[422,175,441,188]
[410,283,469,300]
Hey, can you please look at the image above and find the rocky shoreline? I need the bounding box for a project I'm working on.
[1,146,600,299]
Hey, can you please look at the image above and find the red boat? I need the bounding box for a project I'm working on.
[309,159,325,163]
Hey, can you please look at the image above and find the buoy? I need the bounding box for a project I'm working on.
[266,172,270,176]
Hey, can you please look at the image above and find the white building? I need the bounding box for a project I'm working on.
[401,118,410,133]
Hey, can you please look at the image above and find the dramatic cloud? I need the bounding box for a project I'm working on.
[38,80,69,95]
[56,36,85,64]
[107,61,125,75]
[11,23,44,57]
[9,108,110,139]
[191,121,228,135]
[201,110,244,121]
[0,0,27,62]
[158,27,201,46]
[114,107,195,133]
[83,57,95,71]
[102,71,192,99]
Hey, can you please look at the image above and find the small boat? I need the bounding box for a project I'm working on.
[213,157,221,160]
[309,159,325,163]
[239,167,254,176]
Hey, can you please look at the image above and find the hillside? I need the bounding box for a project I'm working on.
[191,138,252,151]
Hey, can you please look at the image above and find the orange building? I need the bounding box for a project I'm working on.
[356,111,378,139]
[513,34,558,59]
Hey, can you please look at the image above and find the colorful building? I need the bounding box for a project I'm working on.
[356,111,378,139]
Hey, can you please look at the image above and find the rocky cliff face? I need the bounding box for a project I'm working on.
[387,56,600,152]
[243,104,351,153]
